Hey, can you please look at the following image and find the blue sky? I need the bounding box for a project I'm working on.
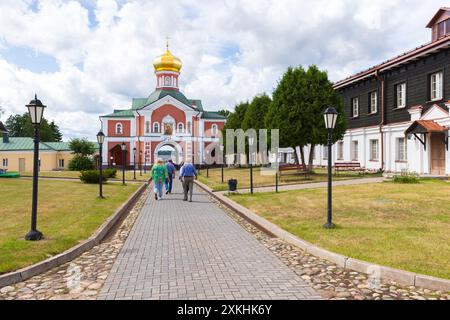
[0,0,445,139]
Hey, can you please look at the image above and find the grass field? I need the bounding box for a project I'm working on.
[21,170,150,182]
[0,179,141,274]
[198,166,381,191]
[229,179,450,279]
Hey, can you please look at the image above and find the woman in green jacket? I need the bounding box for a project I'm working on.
[151,158,168,200]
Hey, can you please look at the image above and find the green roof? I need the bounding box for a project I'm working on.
[0,137,70,152]
[189,99,203,111]
[201,111,227,120]
[144,89,193,108]
[103,109,135,118]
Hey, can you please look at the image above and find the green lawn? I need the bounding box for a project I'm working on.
[22,170,150,182]
[0,179,141,274]
[198,166,381,191]
[229,179,450,279]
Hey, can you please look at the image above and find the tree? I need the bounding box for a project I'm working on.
[68,138,96,171]
[5,113,63,142]
[217,109,231,118]
[265,65,346,170]
[242,94,271,131]
[69,138,96,156]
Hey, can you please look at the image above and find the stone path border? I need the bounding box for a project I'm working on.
[196,180,450,292]
[0,182,148,289]
[217,177,386,194]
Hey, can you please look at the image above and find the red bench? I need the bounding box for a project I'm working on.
[334,162,364,174]
[279,164,308,180]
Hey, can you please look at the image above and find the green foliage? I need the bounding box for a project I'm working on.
[79,170,109,184]
[103,168,117,179]
[5,113,62,142]
[217,109,231,118]
[242,94,272,131]
[393,171,420,184]
[69,138,96,156]
[69,155,94,171]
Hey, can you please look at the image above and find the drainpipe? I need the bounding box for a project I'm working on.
[375,70,385,171]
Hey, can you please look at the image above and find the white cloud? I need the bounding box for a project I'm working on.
[0,0,445,139]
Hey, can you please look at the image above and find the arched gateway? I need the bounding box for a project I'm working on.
[100,43,226,168]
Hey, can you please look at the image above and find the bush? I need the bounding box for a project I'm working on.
[69,155,94,171]
[79,170,109,184]
[393,171,420,184]
[103,168,117,179]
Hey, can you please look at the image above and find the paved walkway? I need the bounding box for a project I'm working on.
[98,179,319,300]
[220,177,386,194]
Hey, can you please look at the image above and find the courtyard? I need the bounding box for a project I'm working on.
[229,179,450,279]
[0,179,140,274]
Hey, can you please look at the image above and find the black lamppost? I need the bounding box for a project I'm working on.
[323,106,338,229]
[144,152,147,174]
[121,142,126,185]
[139,150,143,176]
[25,95,46,241]
[220,145,224,183]
[133,147,137,180]
[249,137,254,194]
[97,130,105,199]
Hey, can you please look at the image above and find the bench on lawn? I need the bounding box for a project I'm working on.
[278,164,308,180]
[334,162,364,174]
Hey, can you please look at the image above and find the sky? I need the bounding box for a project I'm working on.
[0,0,445,140]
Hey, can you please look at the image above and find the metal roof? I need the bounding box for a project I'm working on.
[0,137,70,151]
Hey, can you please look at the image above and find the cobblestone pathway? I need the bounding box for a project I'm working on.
[98,181,320,300]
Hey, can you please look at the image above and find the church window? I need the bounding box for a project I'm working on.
[178,123,184,133]
[153,122,160,133]
[187,121,192,134]
[211,124,218,135]
[165,76,171,86]
[145,121,150,134]
[115,123,123,134]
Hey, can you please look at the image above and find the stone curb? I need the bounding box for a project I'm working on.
[0,182,148,289]
[195,180,450,292]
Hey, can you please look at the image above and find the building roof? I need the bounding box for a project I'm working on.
[0,121,7,134]
[201,111,227,120]
[0,137,70,152]
[405,120,448,135]
[426,7,450,28]
[334,34,450,89]
[103,109,135,118]
[145,89,193,108]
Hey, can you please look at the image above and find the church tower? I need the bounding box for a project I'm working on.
[152,40,182,91]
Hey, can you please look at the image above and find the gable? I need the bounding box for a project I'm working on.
[420,104,449,120]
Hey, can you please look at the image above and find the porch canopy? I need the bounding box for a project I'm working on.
[405,120,448,150]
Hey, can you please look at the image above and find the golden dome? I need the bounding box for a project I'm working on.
[153,48,182,73]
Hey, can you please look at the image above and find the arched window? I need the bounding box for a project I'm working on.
[153,122,160,133]
[211,124,218,135]
[165,76,171,86]
[145,121,150,134]
[116,123,123,134]
[178,123,184,133]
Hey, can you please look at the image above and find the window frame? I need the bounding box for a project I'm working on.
[430,71,443,101]
[211,124,218,135]
[351,141,359,161]
[153,122,160,133]
[369,139,379,161]
[337,141,344,160]
[2,158,8,167]
[58,159,65,168]
[395,82,406,109]
[177,122,184,133]
[351,97,359,118]
[396,137,407,162]
[115,122,123,134]
[369,91,378,114]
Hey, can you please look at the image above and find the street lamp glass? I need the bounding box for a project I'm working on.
[323,107,338,130]
[96,131,105,144]
[26,95,46,125]
[121,143,126,151]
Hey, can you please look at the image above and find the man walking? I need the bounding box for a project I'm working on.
[179,160,197,202]
[165,160,176,194]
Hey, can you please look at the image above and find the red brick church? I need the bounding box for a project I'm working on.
[100,44,226,167]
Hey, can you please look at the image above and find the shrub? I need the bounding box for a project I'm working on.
[393,171,420,184]
[69,155,94,171]
[103,168,117,179]
[79,170,109,184]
